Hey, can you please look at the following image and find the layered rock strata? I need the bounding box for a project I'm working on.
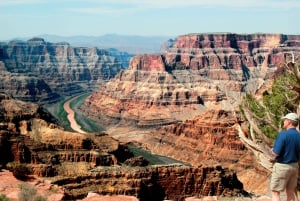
[0,94,247,200]
[104,110,269,195]
[0,38,125,103]
[54,165,246,201]
[80,33,300,195]
[82,33,300,127]
[145,110,269,195]
[0,93,132,174]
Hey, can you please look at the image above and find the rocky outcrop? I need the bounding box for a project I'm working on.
[103,110,269,195]
[0,94,132,174]
[144,110,269,195]
[0,38,125,103]
[164,33,300,71]
[0,170,65,201]
[54,165,246,201]
[82,33,300,127]
[0,95,247,200]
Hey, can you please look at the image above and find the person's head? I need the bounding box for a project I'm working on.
[282,113,299,128]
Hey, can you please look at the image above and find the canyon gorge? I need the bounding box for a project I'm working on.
[81,33,300,195]
[1,33,300,200]
[0,37,129,103]
[0,93,246,200]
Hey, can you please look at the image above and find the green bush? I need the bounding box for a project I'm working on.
[18,183,47,201]
[0,194,10,201]
[6,162,30,181]
[33,195,47,201]
[18,183,36,201]
[241,64,299,141]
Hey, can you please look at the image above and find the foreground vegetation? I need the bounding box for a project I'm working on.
[240,60,300,145]
[0,183,47,201]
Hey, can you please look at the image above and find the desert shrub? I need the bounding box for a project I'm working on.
[18,183,36,201]
[0,194,10,201]
[33,195,47,201]
[6,162,31,181]
[18,183,47,201]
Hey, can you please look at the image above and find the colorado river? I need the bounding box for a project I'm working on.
[62,95,190,166]
[63,96,86,133]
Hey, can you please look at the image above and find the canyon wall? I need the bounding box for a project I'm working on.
[82,33,300,127]
[55,165,246,201]
[81,33,300,195]
[0,38,126,103]
[0,94,247,200]
[145,110,269,195]
[0,93,127,170]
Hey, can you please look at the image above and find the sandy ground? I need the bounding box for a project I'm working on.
[0,169,64,201]
[0,169,140,201]
[63,96,86,133]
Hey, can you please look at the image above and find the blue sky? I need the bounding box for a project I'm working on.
[0,0,299,40]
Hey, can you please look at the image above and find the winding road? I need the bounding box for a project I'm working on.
[63,96,86,133]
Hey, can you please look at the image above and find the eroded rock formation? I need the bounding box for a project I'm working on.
[0,94,247,200]
[144,110,270,195]
[81,33,300,195]
[54,165,246,201]
[82,33,300,127]
[0,38,125,103]
[0,93,130,173]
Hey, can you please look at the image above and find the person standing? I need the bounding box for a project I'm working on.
[271,112,300,201]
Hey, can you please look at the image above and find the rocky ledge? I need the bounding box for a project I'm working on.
[54,165,246,201]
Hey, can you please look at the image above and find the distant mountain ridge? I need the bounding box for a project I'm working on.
[0,37,126,103]
[12,34,173,54]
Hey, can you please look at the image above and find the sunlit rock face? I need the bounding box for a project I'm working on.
[144,110,269,195]
[81,33,300,196]
[82,33,300,127]
[0,38,125,103]
[0,95,247,200]
[163,33,300,92]
[54,165,246,200]
[0,94,128,172]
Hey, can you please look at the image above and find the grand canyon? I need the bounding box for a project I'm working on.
[1,33,300,201]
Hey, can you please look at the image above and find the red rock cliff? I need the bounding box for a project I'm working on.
[83,33,300,128]
[80,33,300,196]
